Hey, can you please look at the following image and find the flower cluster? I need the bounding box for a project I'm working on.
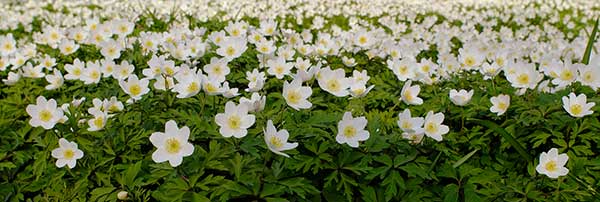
[3,0,599,201]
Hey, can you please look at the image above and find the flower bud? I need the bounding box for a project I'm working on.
[117,191,128,200]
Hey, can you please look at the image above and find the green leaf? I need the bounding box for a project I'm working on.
[443,184,459,202]
[89,187,115,202]
[453,149,478,168]
[360,186,377,202]
[582,17,599,64]
[124,161,142,188]
[260,183,285,198]
[469,118,532,161]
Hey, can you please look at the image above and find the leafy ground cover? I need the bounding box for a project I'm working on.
[1,0,600,201]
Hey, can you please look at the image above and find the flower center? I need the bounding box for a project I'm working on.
[129,84,142,96]
[544,160,558,172]
[401,121,412,129]
[39,110,53,122]
[63,149,75,159]
[205,83,217,93]
[275,66,284,74]
[228,116,241,129]
[425,122,437,134]
[90,70,100,80]
[421,65,430,73]
[108,105,119,112]
[187,82,200,93]
[3,43,13,51]
[165,67,174,76]
[65,46,73,53]
[93,117,104,128]
[165,138,181,154]
[560,70,574,81]
[516,74,529,85]
[570,104,582,115]
[231,29,240,36]
[343,126,356,138]
[269,136,283,148]
[464,56,475,66]
[403,90,414,101]
[286,91,301,104]
[226,46,236,56]
[584,72,594,82]
[498,102,507,110]
[358,36,368,45]
[73,68,82,76]
[327,80,341,92]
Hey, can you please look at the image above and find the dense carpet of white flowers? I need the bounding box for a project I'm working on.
[2,0,600,201]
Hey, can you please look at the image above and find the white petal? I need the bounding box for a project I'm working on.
[152,150,169,163]
[168,156,183,167]
[149,132,166,147]
[56,159,67,168]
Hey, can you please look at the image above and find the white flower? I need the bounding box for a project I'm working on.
[263,120,298,157]
[0,34,17,56]
[259,19,278,36]
[551,63,579,88]
[150,120,195,167]
[51,138,84,169]
[400,80,423,105]
[283,78,312,110]
[354,29,374,48]
[349,83,374,99]
[118,75,150,101]
[562,92,595,118]
[397,109,424,133]
[239,92,266,113]
[402,131,424,145]
[267,57,293,79]
[58,39,79,55]
[336,112,370,148]
[449,89,474,106]
[317,68,350,97]
[44,70,64,90]
[113,61,135,80]
[505,62,543,90]
[81,61,102,84]
[3,71,21,85]
[246,69,266,92]
[100,59,116,78]
[215,101,256,138]
[536,148,569,179]
[87,108,108,131]
[222,82,240,98]
[172,72,202,98]
[423,111,449,141]
[577,64,600,91]
[64,59,85,80]
[216,37,247,61]
[104,97,124,113]
[342,56,357,67]
[38,55,56,69]
[351,70,370,85]
[387,58,416,81]
[113,19,134,37]
[100,39,123,60]
[201,77,225,96]
[26,96,64,130]
[490,94,510,116]
[203,57,230,83]
[22,63,45,78]
[256,39,276,54]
